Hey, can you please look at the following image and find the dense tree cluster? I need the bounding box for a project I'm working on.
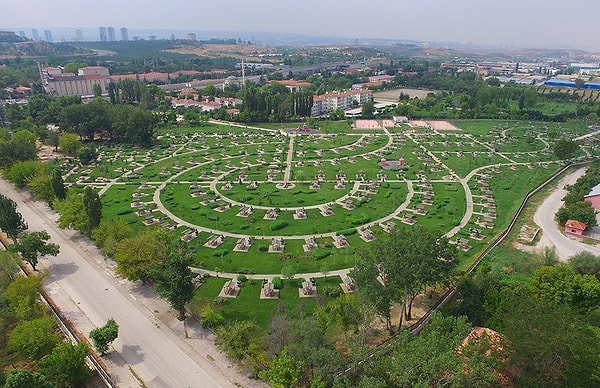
[352,227,458,333]
[234,82,314,123]
[0,253,92,387]
[556,160,600,226]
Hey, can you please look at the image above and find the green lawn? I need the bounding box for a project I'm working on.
[189,275,344,329]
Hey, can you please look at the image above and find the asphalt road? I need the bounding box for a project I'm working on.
[534,166,600,260]
[0,178,244,388]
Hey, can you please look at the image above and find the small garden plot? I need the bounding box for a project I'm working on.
[441,153,507,178]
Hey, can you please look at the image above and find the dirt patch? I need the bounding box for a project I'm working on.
[166,44,278,61]
[374,88,438,101]
[38,144,63,161]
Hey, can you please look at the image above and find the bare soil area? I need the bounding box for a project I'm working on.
[167,44,278,61]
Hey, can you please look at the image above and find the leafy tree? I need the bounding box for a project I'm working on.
[556,200,598,226]
[26,174,54,203]
[281,264,296,280]
[153,239,195,320]
[3,369,52,388]
[361,101,375,119]
[55,189,89,233]
[90,219,132,257]
[553,138,579,161]
[50,168,66,200]
[568,251,600,278]
[57,133,81,155]
[444,264,502,326]
[261,347,305,388]
[89,318,119,355]
[0,251,20,291]
[8,316,61,359]
[11,231,60,271]
[216,320,262,361]
[352,227,457,333]
[369,313,502,387]
[489,287,600,387]
[5,274,45,321]
[114,228,168,282]
[38,342,92,388]
[199,305,225,329]
[535,245,559,266]
[5,160,47,189]
[92,83,102,97]
[0,194,28,241]
[77,146,97,165]
[529,264,600,311]
[0,129,38,166]
[82,186,102,231]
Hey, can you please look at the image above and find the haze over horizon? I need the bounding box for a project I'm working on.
[4,0,600,52]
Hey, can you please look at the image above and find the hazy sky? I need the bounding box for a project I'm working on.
[4,0,599,51]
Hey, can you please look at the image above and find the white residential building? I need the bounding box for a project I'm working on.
[311,89,373,117]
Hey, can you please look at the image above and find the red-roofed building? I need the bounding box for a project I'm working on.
[565,220,587,236]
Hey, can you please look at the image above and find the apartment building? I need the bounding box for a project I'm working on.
[311,89,373,117]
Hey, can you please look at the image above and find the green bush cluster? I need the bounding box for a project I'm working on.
[311,248,331,260]
[272,276,283,289]
[346,213,370,225]
[212,249,228,257]
[338,228,357,236]
[116,207,133,215]
[321,285,342,298]
[270,220,288,231]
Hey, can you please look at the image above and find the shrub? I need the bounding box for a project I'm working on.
[237,267,256,274]
[212,249,228,257]
[201,306,225,329]
[270,220,288,231]
[272,276,283,289]
[116,207,133,215]
[257,245,268,252]
[312,248,331,260]
[346,213,370,225]
[321,285,342,298]
[207,214,219,221]
[237,274,247,282]
[339,228,357,236]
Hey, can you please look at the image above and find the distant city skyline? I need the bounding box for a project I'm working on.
[4,0,600,52]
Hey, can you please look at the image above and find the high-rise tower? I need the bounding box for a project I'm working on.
[98,26,107,42]
[107,26,115,42]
